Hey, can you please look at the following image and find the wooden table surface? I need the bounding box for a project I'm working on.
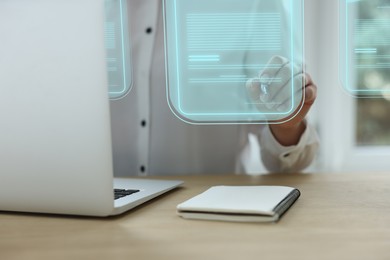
[1,173,390,260]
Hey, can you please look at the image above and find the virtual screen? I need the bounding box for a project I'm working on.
[163,0,304,124]
[340,0,390,97]
[105,0,132,99]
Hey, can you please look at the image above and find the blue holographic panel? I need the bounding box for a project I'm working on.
[105,0,132,99]
[164,0,304,124]
[340,0,390,97]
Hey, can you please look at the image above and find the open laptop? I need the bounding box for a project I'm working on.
[0,0,182,217]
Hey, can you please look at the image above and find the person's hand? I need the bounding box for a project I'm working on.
[246,56,317,146]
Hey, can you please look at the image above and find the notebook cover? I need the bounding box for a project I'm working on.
[177,186,300,222]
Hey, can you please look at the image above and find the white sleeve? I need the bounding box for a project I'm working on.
[258,122,319,173]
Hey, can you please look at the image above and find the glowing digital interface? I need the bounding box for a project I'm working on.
[340,0,390,97]
[104,0,132,99]
[163,0,304,124]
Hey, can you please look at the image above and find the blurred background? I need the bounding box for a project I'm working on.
[304,0,390,173]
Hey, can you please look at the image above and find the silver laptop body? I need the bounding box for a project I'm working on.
[0,0,182,217]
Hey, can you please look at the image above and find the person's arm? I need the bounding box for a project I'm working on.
[259,120,319,173]
[269,73,317,146]
[260,73,318,172]
[245,56,319,172]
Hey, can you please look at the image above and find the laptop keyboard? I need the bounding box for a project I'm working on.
[114,189,140,200]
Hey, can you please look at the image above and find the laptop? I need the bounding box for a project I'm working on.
[0,0,182,217]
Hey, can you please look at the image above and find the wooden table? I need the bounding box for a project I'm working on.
[1,173,390,260]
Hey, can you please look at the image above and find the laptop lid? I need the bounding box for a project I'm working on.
[0,0,116,216]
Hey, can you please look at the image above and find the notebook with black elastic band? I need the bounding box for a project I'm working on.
[177,186,300,223]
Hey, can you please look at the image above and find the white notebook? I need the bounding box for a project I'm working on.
[177,186,300,223]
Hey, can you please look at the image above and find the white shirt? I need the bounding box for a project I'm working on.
[109,0,319,177]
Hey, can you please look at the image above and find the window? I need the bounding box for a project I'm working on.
[353,0,390,146]
[306,0,390,172]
